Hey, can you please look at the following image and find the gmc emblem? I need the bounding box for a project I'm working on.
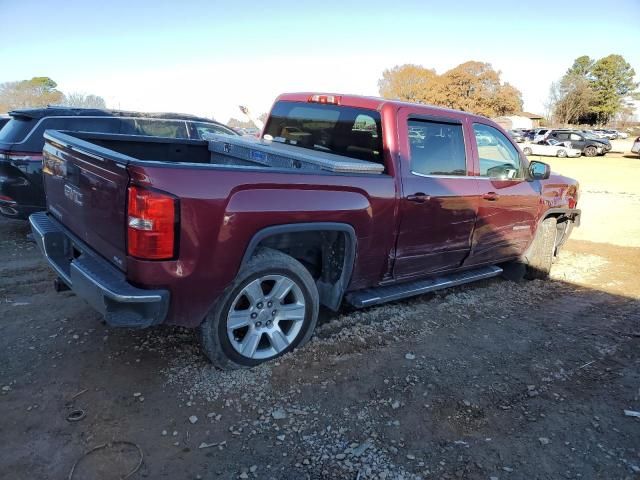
[64,184,84,206]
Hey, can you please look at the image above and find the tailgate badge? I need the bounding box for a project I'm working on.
[64,184,84,206]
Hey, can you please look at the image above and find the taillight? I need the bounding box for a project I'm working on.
[308,94,341,105]
[127,185,178,260]
[0,151,42,162]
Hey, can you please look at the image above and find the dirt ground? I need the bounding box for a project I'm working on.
[1,152,639,479]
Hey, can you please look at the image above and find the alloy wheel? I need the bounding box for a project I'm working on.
[226,275,306,360]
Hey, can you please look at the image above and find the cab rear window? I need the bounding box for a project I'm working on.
[263,101,383,166]
[0,117,35,143]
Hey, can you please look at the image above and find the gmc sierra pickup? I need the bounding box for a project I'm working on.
[30,93,580,369]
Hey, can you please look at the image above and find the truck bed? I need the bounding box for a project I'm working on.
[53,131,384,174]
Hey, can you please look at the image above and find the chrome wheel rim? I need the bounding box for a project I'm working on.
[226,275,306,360]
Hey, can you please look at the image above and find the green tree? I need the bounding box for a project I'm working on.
[566,55,594,77]
[0,77,64,112]
[549,54,638,125]
[589,54,638,124]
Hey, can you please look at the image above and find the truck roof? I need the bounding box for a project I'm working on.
[8,106,217,124]
[276,92,489,122]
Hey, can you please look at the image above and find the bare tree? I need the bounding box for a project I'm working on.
[62,92,107,109]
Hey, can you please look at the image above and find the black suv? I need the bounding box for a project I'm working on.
[548,129,611,157]
[0,107,237,219]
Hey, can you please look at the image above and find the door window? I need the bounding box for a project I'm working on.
[473,123,522,179]
[408,120,466,176]
[190,121,237,139]
[569,133,582,141]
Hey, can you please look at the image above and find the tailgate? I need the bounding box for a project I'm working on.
[42,130,131,270]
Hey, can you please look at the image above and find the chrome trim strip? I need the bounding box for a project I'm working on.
[410,171,476,179]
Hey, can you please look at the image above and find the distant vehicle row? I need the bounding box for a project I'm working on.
[509,128,613,157]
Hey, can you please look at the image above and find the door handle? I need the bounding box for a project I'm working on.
[407,193,430,203]
[483,192,499,201]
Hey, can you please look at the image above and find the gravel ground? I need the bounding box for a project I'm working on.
[1,184,639,479]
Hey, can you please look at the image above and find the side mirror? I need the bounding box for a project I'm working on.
[529,160,550,180]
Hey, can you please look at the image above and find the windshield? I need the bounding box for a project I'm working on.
[263,101,383,165]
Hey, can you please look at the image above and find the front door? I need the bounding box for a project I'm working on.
[464,122,541,266]
[393,111,480,279]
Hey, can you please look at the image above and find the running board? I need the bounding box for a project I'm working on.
[345,265,503,308]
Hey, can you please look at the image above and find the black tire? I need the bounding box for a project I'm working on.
[198,248,319,369]
[524,217,557,280]
[523,147,532,155]
[584,145,597,157]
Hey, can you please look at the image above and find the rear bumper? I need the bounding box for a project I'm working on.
[29,211,169,328]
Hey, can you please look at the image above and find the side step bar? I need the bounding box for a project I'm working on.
[345,265,503,308]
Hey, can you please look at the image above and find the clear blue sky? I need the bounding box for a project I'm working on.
[1,0,639,121]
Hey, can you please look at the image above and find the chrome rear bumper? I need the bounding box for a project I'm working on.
[29,211,169,328]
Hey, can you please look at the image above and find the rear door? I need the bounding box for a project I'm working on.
[43,131,131,270]
[465,122,540,266]
[569,133,586,151]
[393,109,480,278]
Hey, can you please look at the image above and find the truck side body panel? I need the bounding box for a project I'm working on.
[125,164,397,326]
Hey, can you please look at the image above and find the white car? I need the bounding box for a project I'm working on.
[614,130,629,139]
[522,139,582,158]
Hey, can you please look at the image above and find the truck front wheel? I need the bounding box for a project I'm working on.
[524,217,557,280]
[199,248,319,369]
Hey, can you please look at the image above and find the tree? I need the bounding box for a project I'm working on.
[549,74,594,126]
[548,54,638,125]
[377,64,437,104]
[589,54,638,124]
[62,92,107,109]
[0,77,64,112]
[378,62,523,117]
[567,55,594,77]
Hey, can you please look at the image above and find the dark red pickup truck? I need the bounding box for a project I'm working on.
[30,93,580,368]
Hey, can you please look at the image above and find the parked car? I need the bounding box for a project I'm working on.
[0,107,237,219]
[522,139,582,158]
[508,130,525,143]
[532,128,551,143]
[613,130,629,139]
[0,116,10,130]
[591,129,614,139]
[30,93,581,368]
[632,136,640,155]
[549,130,610,157]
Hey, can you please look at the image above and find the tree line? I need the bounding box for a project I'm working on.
[0,77,106,113]
[548,55,638,126]
[1,56,637,126]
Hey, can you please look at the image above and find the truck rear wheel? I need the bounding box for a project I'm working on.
[524,217,557,280]
[199,248,319,369]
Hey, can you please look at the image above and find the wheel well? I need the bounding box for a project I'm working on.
[248,228,353,311]
[542,211,576,255]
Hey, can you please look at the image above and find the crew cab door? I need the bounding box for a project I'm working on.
[464,122,541,266]
[393,110,479,279]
